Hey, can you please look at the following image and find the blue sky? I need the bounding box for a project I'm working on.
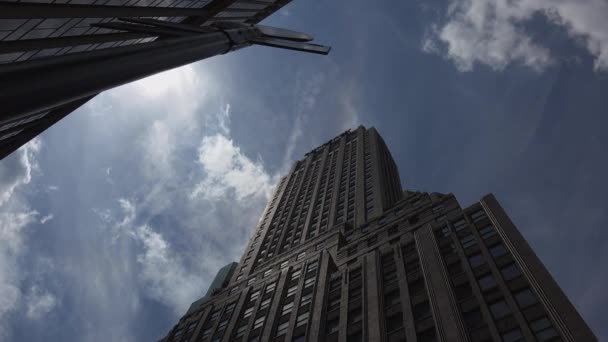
[1,0,607,341]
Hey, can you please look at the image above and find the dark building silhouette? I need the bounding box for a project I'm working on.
[161,126,596,342]
[0,0,328,159]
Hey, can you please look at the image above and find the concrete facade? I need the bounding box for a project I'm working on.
[161,126,596,342]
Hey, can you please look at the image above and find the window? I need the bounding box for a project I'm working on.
[326,317,339,334]
[248,277,256,286]
[296,311,310,326]
[264,269,273,278]
[468,253,484,268]
[412,301,431,319]
[230,287,240,295]
[489,243,508,258]
[253,316,265,329]
[478,273,498,291]
[287,285,298,297]
[276,321,289,336]
[501,328,524,342]
[453,219,467,231]
[280,260,289,269]
[235,324,248,337]
[432,205,444,213]
[217,319,228,330]
[260,297,272,310]
[265,282,276,294]
[385,311,403,332]
[304,277,316,288]
[489,299,511,319]
[463,308,484,328]
[291,269,302,280]
[225,302,236,314]
[479,225,497,239]
[514,288,538,308]
[210,309,221,321]
[500,263,522,281]
[307,262,318,272]
[460,234,477,249]
[471,210,486,222]
[300,292,313,306]
[328,297,341,312]
[250,290,260,302]
[243,305,254,318]
[282,301,294,315]
[530,317,559,341]
[297,252,306,261]
[292,334,305,342]
[385,290,401,307]
[236,274,244,282]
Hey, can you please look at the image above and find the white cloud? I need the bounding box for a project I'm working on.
[0,139,42,338]
[39,214,54,224]
[192,134,275,201]
[133,224,202,315]
[25,286,58,320]
[106,199,203,316]
[424,0,608,72]
[0,138,41,206]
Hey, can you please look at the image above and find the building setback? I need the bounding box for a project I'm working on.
[161,126,596,342]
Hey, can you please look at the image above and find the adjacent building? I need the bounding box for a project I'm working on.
[0,0,323,159]
[161,126,596,342]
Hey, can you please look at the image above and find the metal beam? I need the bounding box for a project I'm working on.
[0,32,154,54]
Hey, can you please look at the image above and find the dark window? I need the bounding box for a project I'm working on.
[501,328,524,342]
[385,311,403,332]
[348,309,363,324]
[489,243,508,258]
[463,308,484,329]
[448,260,463,275]
[530,317,560,341]
[479,225,497,239]
[454,282,473,300]
[417,328,437,342]
[385,290,401,307]
[326,318,339,334]
[500,263,522,281]
[478,273,498,291]
[471,210,486,222]
[489,299,511,319]
[514,288,538,308]
[460,234,477,249]
[412,301,431,319]
[469,253,484,268]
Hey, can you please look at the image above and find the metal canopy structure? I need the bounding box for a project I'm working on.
[0,0,329,159]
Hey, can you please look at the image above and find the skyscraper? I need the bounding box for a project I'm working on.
[161,126,596,342]
[0,0,328,159]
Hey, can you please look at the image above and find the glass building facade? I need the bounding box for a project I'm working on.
[0,0,291,159]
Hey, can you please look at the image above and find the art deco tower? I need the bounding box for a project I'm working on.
[161,126,596,342]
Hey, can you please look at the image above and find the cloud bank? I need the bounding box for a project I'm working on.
[424,0,608,72]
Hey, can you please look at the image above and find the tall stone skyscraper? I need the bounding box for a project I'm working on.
[161,126,596,342]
